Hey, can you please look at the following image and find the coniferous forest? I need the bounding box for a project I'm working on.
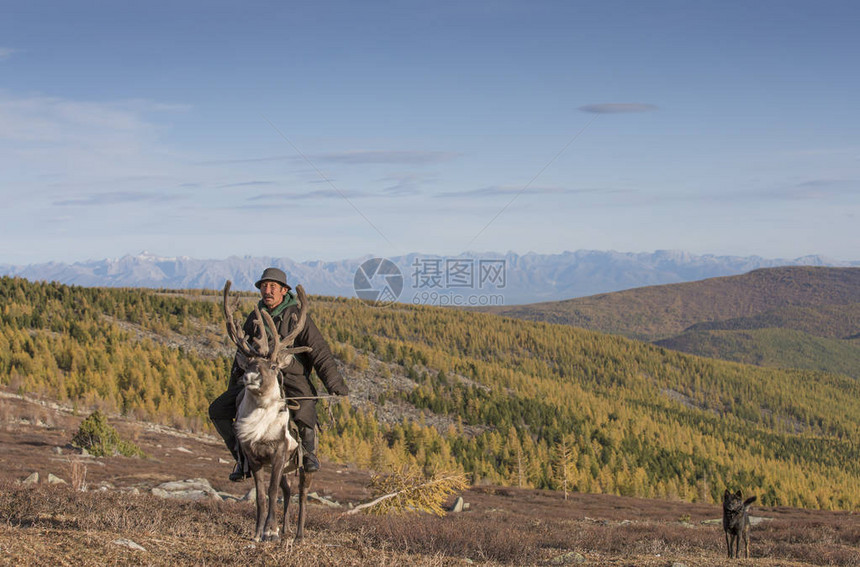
[1,277,858,510]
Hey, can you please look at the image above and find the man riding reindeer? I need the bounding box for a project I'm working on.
[209,267,349,481]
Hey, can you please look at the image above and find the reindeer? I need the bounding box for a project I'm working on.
[222,280,314,542]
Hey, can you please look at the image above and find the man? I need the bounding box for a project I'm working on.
[209,267,349,481]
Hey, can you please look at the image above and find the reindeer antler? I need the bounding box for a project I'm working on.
[223,280,256,357]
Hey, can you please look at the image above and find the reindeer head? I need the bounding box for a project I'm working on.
[222,280,312,400]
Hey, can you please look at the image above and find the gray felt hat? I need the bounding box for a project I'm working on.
[254,267,291,290]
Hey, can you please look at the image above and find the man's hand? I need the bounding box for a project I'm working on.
[330,385,349,396]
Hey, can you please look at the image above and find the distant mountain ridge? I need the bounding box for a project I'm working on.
[1,250,857,304]
[478,266,860,378]
[479,266,860,338]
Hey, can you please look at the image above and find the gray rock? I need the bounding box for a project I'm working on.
[152,478,220,501]
[22,472,39,485]
[549,551,586,564]
[450,496,465,513]
[152,488,215,501]
[113,538,147,552]
[47,473,67,485]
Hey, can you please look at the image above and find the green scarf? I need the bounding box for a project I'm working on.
[257,291,298,336]
[259,291,297,319]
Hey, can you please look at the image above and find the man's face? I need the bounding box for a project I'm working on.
[259,280,288,309]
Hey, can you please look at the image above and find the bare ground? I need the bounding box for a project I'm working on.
[0,390,857,567]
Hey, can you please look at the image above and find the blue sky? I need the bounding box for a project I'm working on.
[1,1,858,264]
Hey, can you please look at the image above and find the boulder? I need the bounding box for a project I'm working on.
[22,472,39,485]
[47,473,67,485]
[152,478,221,501]
[549,551,585,564]
[450,496,465,513]
[113,538,147,552]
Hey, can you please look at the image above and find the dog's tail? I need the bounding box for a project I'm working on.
[743,495,757,508]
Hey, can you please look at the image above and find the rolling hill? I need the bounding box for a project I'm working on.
[477,267,860,378]
[478,267,860,340]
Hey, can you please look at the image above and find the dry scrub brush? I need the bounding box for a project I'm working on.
[346,466,468,516]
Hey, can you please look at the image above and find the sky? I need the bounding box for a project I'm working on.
[1,0,858,265]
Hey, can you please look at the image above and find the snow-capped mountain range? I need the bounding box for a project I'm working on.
[2,250,857,305]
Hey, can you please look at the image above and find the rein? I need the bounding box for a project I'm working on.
[284,394,342,401]
[280,394,345,430]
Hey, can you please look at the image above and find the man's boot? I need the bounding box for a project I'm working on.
[300,426,320,473]
[229,461,249,482]
[229,444,251,482]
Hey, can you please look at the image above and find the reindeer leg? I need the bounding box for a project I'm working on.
[263,453,287,542]
[280,471,291,539]
[252,469,267,542]
[294,469,313,542]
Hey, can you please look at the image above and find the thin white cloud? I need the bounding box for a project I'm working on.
[54,191,182,206]
[218,181,276,188]
[0,91,198,197]
[765,179,858,200]
[200,150,458,167]
[438,185,605,198]
[315,150,459,165]
[378,173,436,195]
[247,189,367,201]
[579,103,658,114]
[197,155,295,165]
[785,147,860,158]
[0,92,153,145]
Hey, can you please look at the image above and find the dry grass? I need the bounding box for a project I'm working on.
[1,481,858,567]
[0,390,857,566]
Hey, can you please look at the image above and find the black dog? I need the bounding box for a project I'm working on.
[723,489,757,558]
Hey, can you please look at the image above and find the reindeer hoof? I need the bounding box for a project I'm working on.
[263,530,280,543]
